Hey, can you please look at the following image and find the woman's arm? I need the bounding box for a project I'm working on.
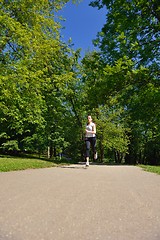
[92,124,96,134]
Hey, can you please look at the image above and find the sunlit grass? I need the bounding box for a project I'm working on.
[0,156,57,172]
[138,165,160,175]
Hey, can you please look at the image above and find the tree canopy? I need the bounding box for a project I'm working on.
[0,0,159,165]
[90,0,160,67]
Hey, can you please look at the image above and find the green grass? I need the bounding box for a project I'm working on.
[139,165,160,175]
[1,156,160,174]
[0,156,58,172]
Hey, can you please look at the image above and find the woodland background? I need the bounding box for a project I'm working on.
[0,0,159,165]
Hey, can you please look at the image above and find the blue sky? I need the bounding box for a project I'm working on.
[58,0,106,57]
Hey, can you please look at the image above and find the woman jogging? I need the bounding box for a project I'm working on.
[85,115,97,166]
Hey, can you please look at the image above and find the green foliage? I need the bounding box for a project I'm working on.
[95,106,129,162]
[90,0,160,66]
[81,54,131,162]
[0,0,82,159]
[80,1,160,164]
[0,0,159,166]
[1,140,19,151]
[81,49,159,164]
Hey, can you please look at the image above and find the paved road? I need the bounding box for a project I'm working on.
[0,165,160,240]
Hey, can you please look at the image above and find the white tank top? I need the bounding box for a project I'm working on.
[85,122,96,138]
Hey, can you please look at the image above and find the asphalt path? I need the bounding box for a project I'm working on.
[0,165,160,240]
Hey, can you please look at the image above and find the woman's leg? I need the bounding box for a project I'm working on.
[85,139,90,166]
[85,139,90,157]
[91,137,97,160]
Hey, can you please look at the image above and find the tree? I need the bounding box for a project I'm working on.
[81,53,130,162]
[90,0,160,66]
[88,0,160,165]
[0,0,81,156]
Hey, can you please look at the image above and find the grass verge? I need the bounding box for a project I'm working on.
[138,165,160,175]
[0,156,57,172]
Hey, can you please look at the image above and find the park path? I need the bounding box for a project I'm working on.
[0,165,160,240]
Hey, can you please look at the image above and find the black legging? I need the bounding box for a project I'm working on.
[85,137,96,158]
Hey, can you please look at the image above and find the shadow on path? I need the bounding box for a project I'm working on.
[59,164,87,170]
[59,162,130,170]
